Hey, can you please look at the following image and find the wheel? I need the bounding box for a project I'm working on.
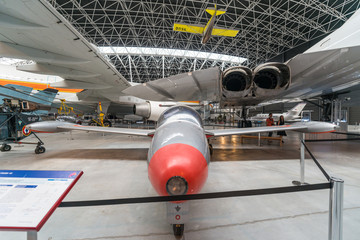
[172,224,184,237]
[1,144,11,152]
[89,121,97,126]
[35,146,46,154]
[103,121,112,127]
[208,144,213,156]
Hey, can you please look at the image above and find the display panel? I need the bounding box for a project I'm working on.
[0,170,83,231]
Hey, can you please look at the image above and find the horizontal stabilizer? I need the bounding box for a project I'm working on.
[173,23,204,34]
[206,8,226,16]
[212,27,239,37]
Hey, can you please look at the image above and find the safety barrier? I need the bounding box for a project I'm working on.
[59,136,344,240]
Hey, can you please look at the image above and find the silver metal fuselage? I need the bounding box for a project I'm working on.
[148,105,210,164]
[201,14,216,44]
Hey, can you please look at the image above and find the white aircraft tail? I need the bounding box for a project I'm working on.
[286,103,306,117]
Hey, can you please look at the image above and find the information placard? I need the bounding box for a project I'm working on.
[0,170,83,231]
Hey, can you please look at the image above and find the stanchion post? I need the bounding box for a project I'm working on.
[300,133,305,184]
[258,133,261,146]
[27,231,37,240]
[292,133,307,186]
[329,177,344,240]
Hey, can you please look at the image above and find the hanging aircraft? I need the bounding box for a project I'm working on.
[25,105,338,237]
[250,102,307,122]
[173,4,239,44]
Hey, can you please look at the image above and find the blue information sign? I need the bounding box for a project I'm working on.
[0,170,83,231]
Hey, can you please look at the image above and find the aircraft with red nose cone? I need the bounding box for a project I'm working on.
[25,105,338,237]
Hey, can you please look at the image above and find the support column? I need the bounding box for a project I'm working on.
[162,55,165,79]
[27,231,37,240]
[300,133,305,184]
[329,177,344,240]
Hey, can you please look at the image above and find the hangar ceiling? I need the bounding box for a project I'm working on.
[48,0,360,83]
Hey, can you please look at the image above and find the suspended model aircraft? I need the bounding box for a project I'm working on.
[250,102,307,122]
[25,105,338,237]
[173,4,239,44]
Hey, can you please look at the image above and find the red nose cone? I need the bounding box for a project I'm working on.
[148,143,208,196]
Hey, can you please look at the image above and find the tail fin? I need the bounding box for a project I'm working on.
[288,103,306,116]
[206,6,226,16]
[28,88,58,106]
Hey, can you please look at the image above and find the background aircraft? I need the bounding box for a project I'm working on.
[250,102,307,122]
[0,84,58,113]
[173,4,239,44]
[124,8,360,108]
[25,105,338,237]
[0,84,58,152]
[0,64,203,121]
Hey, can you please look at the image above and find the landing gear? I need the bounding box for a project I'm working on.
[172,224,184,238]
[35,146,46,154]
[0,144,11,152]
[35,140,46,154]
[238,107,252,128]
[88,119,112,127]
[89,120,98,126]
[103,120,112,127]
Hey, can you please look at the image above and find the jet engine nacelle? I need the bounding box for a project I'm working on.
[220,63,291,107]
[221,66,253,99]
[253,62,291,95]
[133,101,168,121]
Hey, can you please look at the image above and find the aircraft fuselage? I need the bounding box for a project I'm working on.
[147,106,210,196]
[201,13,216,44]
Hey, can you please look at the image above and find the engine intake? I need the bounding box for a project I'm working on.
[220,66,253,106]
[220,62,291,107]
[222,66,252,92]
[253,63,290,90]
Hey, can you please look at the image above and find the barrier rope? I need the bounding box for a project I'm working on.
[301,140,331,181]
[59,183,330,207]
[59,139,333,207]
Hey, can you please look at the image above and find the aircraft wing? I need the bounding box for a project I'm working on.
[173,23,205,34]
[124,9,360,104]
[205,125,307,137]
[57,124,154,137]
[122,67,221,101]
[211,27,239,37]
[0,0,130,94]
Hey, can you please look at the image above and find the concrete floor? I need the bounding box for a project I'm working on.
[0,130,359,240]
